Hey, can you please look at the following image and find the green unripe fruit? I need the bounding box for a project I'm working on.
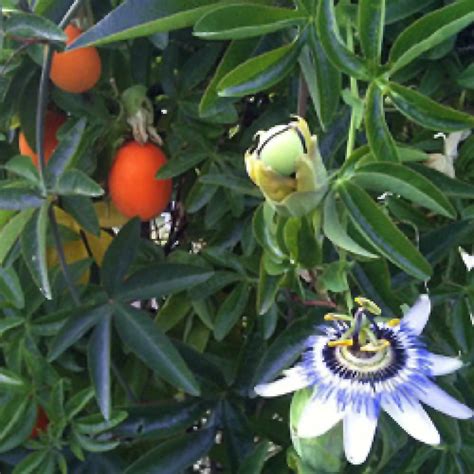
[258,125,306,176]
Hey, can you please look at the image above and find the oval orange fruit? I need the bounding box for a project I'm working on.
[108,141,172,221]
[18,110,65,167]
[50,24,101,94]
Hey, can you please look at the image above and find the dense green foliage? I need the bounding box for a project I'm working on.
[0,0,473,472]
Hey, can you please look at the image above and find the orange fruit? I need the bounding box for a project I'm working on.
[30,406,49,439]
[18,110,65,167]
[108,141,172,221]
[50,24,101,94]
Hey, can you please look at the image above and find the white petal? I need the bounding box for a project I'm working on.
[428,353,463,376]
[382,398,440,445]
[297,395,344,438]
[343,409,378,465]
[254,368,310,397]
[417,381,473,420]
[402,294,431,335]
[459,247,474,271]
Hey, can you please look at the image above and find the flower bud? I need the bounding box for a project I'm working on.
[244,116,328,217]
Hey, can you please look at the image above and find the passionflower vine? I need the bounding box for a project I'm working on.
[254,295,473,465]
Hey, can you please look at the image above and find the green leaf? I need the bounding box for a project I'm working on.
[323,192,377,258]
[3,155,40,186]
[55,170,104,197]
[156,152,208,179]
[257,257,284,316]
[253,204,286,260]
[61,196,100,236]
[365,82,399,162]
[385,0,436,25]
[0,369,25,391]
[389,0,474,73]
[4,12,66,43]
[354,162,456,218]
[253,313,323,387]
[337,180,432,280]
[0,317,24,336]
[0,396,36,453]
[217,37,303,97]
[48,305,110,361]
[88,314,111,421]
[116,264,214,302]
[237,440,271,474]
[12,450,48,474]
[71,429,120,453]
[214,282,249,341]
[65,387,95,420]
[409,163,474,199]
[113,303,200,396]
[75,411,127,436]
[45,118,87,186]
[117,399,211,439]
[316,0,370,80]
[457,63,474,90]
[101,218,141,295]
[387,82,474,132]
[0,266,24,309]
[155,293,192,332]
[200,38,259,119]
[69,0,226,48]
[199,172,260,196]
[0,209,34,264]
[20,203,51,299]
[194,4,305,40]
[124,427,216,474]
[303,25,341,129]
[358,0,385,64]
[0,187,43,210]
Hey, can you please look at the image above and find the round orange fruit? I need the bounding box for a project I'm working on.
[108,141,172,221]
[50,24,102,94]
[18,110,65,167]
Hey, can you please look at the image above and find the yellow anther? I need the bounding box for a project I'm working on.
[324,313,352,322]
[387,318,401,327]
[328,338,354,348]
[360,339,390,352]
[354,297,382,315]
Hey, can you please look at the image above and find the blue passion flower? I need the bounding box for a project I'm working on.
[254,295,473,465]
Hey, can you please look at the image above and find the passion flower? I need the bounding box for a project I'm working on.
[254,295,472,465]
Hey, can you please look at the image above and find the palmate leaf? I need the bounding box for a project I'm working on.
[113,303,200,396]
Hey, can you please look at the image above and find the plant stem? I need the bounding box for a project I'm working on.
[345,19,359,160]
[48,205,81,305]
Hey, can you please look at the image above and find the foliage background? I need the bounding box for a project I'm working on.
[0,0,473,472]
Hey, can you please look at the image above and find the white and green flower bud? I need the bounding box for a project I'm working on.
[244,116,328,217]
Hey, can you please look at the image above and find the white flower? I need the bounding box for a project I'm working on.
[254,295,473,465]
